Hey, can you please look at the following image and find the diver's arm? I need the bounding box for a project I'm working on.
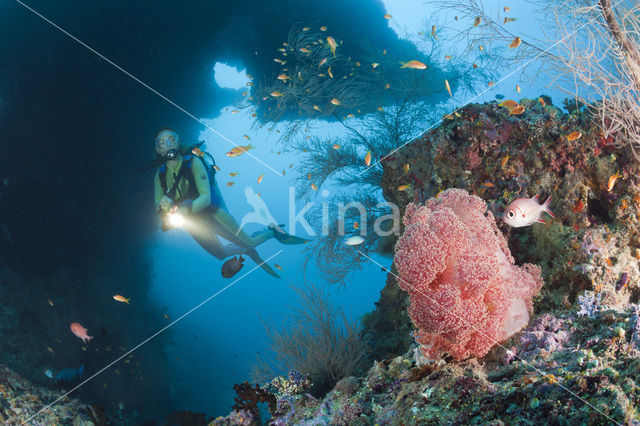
[154,171,164,212]
[190,158,212,213]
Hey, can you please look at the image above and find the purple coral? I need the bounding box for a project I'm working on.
[514,313,569,360]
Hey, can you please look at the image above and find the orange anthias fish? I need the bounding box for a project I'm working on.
[191,148,204,157]
[499,99,519,110]
[509,37,522,48]
[70,322,94,344]
[226,144,254,157]
[113,295,130,304]
[445,79,452,97]
[331,98,341,105]
[257,174,264,184]
[608,170,622,192]
[383,13,392,19]
[566,131,582,141]
[509,105,525,115]
[503,194,555,227]
[364,151,372,166]
[327,36,337,56]
[400,60,427,69]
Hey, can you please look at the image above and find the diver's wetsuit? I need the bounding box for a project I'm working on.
[153,155,279,277]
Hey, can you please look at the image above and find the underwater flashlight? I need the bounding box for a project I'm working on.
[167,212,184,228]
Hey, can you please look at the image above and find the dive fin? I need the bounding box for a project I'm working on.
[245,248,281,278]
[270,225,311,245]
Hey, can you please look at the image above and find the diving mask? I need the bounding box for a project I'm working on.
[155,129,180,158]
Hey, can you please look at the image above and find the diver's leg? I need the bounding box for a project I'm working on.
[212,208,274,248]
[209,209,281,278]
[184,213,245,259]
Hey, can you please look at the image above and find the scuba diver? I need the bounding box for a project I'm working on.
[148,127,307,278]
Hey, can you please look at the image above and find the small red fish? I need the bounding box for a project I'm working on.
[70,323,94,344]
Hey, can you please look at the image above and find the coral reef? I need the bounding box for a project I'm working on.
[228,381,276,424]
[360,271,413,363]
[215,306,640,424]
[0,364,97,424]
[212,98,640,424]
[394,188,543,360]
[381,97,640,311]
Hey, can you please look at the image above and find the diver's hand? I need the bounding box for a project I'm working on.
[176,205,191,216]
[157,196,173,213]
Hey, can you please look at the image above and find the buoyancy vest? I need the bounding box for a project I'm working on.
[158,154,222,212]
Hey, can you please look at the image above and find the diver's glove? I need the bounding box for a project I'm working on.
[157,195,173,213]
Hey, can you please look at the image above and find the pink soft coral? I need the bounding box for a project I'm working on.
[394,188,543,360]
